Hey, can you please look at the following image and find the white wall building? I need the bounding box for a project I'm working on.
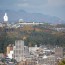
[7,51,13,59]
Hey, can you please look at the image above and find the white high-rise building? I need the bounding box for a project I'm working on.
[13,40,24,62]
[54,47,63,59]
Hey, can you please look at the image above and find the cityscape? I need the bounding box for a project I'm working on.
[0,0,65,65]
[0,12,64,65]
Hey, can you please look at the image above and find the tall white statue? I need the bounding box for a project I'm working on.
[3,13,8,22]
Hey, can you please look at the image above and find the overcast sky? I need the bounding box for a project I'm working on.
[0,0,65,20]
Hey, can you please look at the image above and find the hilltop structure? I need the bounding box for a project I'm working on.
[3,13,8,23]
[2,13,10,27]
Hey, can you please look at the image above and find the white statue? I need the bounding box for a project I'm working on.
[3,13,8,22]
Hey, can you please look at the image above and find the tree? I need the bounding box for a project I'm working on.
[58,60,65,65]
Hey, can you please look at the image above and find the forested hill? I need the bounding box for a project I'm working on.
[0,24,65,53]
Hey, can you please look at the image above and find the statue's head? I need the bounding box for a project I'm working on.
[5,13,7,16]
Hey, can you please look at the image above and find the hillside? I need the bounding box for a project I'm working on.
[0,24,65,53]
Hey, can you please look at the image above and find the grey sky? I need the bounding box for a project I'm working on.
[0,0,65,20]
